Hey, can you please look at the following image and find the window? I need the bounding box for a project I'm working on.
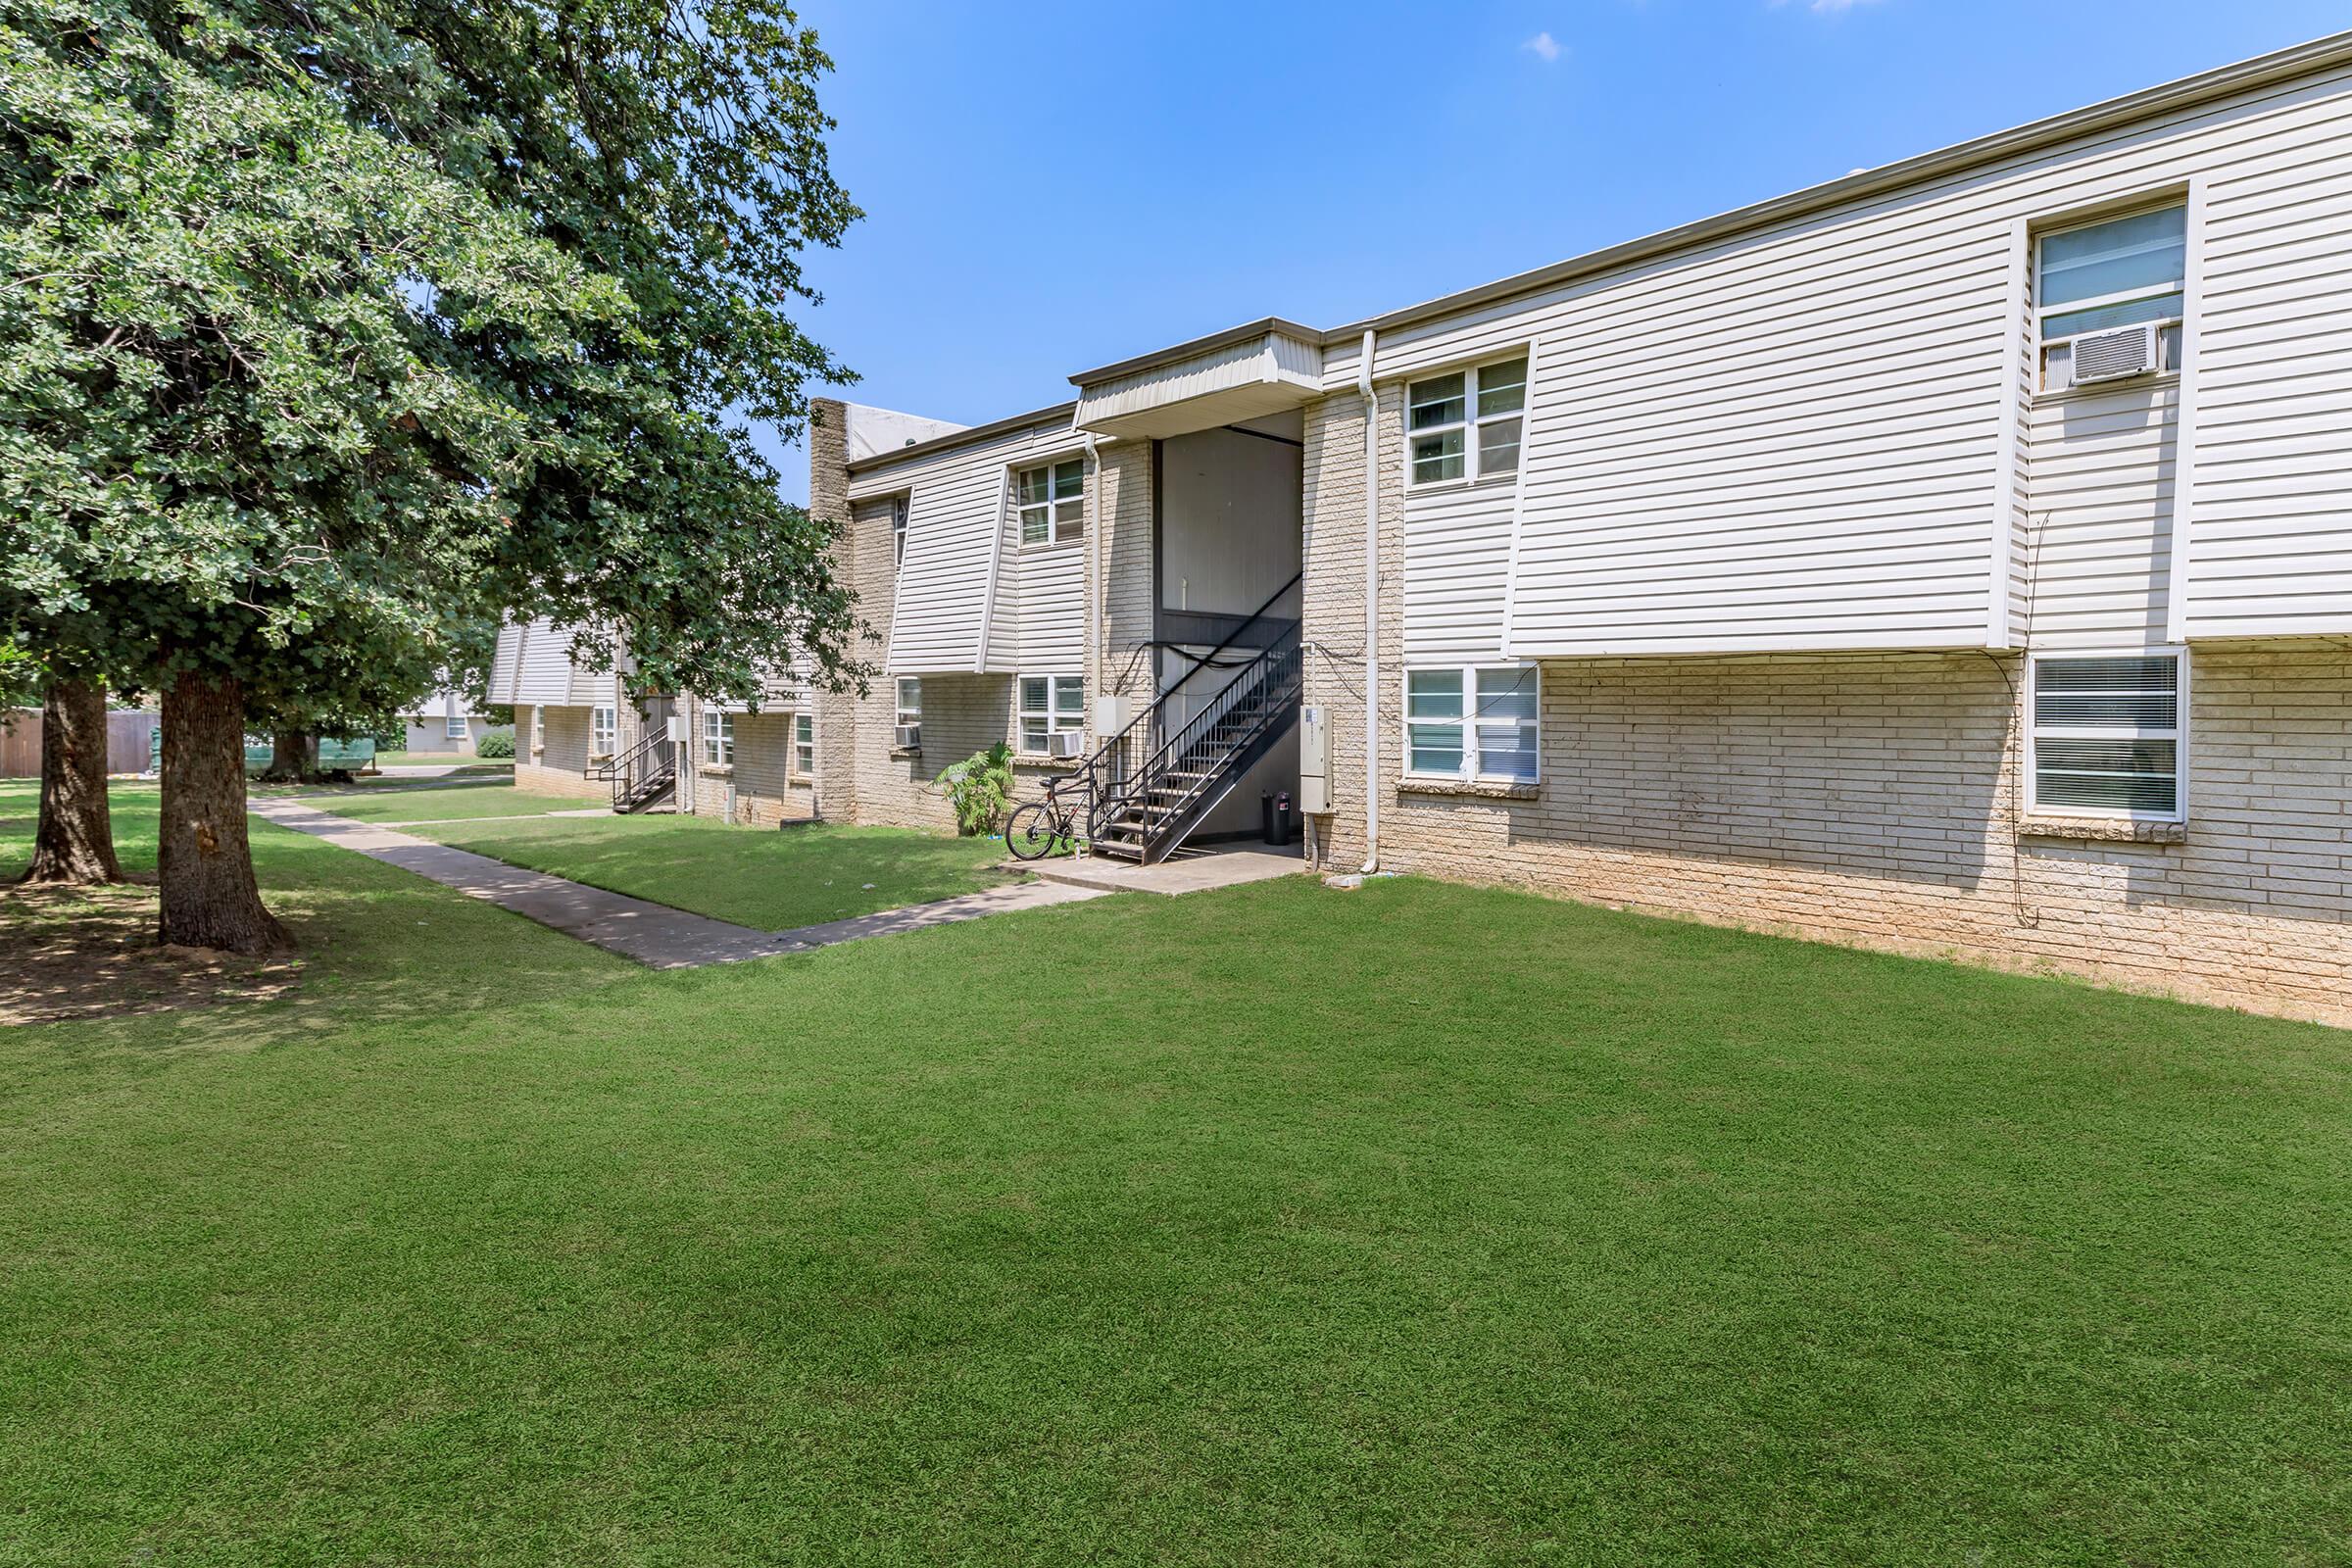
[444,713,468,740]
[895,678,921,728]
[2029,651,2184,819]
[531,707,544,751]
[590,705,615,755]
[891,496,909,569]
[2036,203,2186,390]
[1016,459,1084,546]
[793,712,814,775]
[702,708,734,767]
[1405,665,1539,782]
[1018,674,1084,753]
[1407,355,1528,487]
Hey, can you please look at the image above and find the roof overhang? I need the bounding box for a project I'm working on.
[1071,319,1323,440]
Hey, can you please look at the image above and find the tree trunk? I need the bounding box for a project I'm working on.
[158,672,289,954]
[19,676,124,884]
[259,726,317,783]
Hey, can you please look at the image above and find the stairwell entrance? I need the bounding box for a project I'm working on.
[1072,413,1305,863]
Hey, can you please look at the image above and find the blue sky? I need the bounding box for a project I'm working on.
[753,0,2346,500]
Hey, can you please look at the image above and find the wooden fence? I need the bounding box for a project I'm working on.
[0,710,158,779]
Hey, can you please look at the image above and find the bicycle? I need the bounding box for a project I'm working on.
[1004,774,1089,861]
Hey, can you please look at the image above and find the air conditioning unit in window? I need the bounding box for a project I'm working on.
[1045,729,1085,759]
[894,723,920,751]
[2070,321,2160,386]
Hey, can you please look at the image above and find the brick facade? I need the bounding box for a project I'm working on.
[1297,390,2352,1026]
[512,704,611,801]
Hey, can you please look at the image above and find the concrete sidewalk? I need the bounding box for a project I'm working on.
[249,798,1105,968]
[1018,844,1303,897]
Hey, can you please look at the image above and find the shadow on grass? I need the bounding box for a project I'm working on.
[0,782,631,1051]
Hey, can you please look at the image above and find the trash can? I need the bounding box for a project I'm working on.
[1260,790,1275,845]
[1272,791,1294,848]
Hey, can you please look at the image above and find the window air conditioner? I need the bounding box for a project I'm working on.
[1045,728,1084,759]
[2071,321,2160,386]
[894,723,921,751]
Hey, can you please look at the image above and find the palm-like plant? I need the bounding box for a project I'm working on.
[935,743,1015,836]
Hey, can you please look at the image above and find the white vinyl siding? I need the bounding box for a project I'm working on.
[1018,674,1083,754]
[702,709,734,767]
[2022,383,2178,646]
[488,616,612,706]
[1402,479,1518,662]
[1331,61,2352,659]
[2180,109,2352,639]
[858,416,1083,674]
[1404,665,1539,783]
[2029,651,2184,818]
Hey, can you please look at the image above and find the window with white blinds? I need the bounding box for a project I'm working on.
[1404,664,1540,782]
[2029,652,2184,818]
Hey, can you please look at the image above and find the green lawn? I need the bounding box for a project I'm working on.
[367,752,514,772]
[403,811,1021,930]
[270,778,593,824]
[2,781,2349,1564]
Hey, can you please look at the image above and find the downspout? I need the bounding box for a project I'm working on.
[1356,328,1381,873]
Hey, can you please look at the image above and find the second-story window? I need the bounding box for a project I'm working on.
[2037,203,2186,390]
[891,496,909,569]
[1016,459,1084,546]
[1408,356,1528,488]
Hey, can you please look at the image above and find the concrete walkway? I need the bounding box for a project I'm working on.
[1020,844,1304,897]
[248,798,1104,969]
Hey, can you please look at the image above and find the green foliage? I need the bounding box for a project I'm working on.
[934,743,1015,837]
[0,0,865,730]
[472,732,515,760]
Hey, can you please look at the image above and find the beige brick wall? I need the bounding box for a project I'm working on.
[675,701,815,828]
[513,704,611,801]
[1299,391,2352,1023]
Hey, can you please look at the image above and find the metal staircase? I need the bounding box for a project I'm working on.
[1060,574,1304,864]
[591,726,676,813]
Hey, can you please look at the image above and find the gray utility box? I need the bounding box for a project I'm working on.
[1298,704,1334,815]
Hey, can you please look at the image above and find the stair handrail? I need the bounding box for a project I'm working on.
[1055,570,1303,828]
[1085,624,1302,854]
[596,724,674,809]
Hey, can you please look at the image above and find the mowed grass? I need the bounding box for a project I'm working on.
[273,778,592,824]
[1,782,2349,1563]
[403,810,1020,930]
[367,752,514,772]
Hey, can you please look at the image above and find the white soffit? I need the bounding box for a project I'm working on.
[1072,323,1324,440]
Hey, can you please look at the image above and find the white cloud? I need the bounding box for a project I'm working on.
[1522,30,1563,62]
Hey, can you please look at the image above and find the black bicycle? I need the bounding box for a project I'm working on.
[1004,776,1087,861]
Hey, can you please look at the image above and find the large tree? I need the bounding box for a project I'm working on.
[2,0,862,952]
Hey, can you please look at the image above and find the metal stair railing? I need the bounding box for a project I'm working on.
[1088,626,1302,861]
[590,726,675,812]
[1052,572,1303,854]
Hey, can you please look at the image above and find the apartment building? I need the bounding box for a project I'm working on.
[497,34,2352,1020]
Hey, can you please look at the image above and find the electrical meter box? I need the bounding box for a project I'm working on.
[1299,705,1334,814]
[664,715,686,745]
[1095,694,1133,735]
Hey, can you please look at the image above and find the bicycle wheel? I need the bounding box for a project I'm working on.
[1004,802,1063,860]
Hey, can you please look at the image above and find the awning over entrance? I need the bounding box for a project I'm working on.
[1071,318,1323,440]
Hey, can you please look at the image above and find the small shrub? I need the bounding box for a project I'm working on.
[935,743,1014,836]
[474,731,515,760]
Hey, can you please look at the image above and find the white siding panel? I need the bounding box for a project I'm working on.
[860,417,1084,673]
[2023,385,2178,647]
[1016,545,1086,669]
[2181,122,2352,638]
[487,622,525,704]
[1322,64,2352,656]
[1403,481,1515,662]
[514,618,577,705]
